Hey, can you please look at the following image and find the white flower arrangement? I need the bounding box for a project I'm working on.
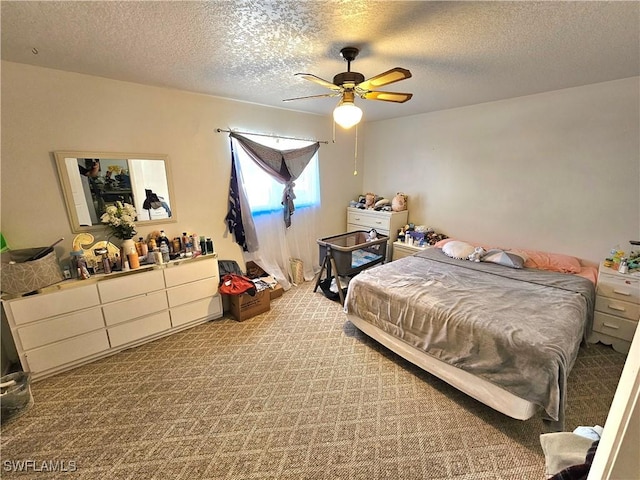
[101,202,138,240]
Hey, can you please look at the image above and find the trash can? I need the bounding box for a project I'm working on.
[1,372,33,423]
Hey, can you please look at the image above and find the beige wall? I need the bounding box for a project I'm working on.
[2,61,638,268]
[1,61,360,266]
[362,77,640,264]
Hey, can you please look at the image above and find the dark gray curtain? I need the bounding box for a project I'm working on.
[229,132,320,228]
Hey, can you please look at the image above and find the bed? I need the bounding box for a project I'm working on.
[343,242,597,431]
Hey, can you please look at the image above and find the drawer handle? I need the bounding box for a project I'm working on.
[607,304,626,312]
[602,322,620,330]
[375,221,382,225]
[612,289,631,296]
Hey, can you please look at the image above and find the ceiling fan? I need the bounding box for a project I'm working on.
[283,47,413,128]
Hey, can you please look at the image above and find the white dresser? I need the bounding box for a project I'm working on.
[346,207,408,261]
[2,255,222,380]
[589,263,639,354]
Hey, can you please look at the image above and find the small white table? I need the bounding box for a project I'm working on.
[392,240,431,261]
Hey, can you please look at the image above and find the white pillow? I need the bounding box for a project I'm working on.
[442,241,475,260]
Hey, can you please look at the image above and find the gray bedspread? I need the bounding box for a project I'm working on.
[344,248,595,428]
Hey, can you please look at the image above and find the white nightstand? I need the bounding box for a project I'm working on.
[588,263,640,354]
[392,240,431,261]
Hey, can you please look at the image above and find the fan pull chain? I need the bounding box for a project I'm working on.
[353,124,358,176]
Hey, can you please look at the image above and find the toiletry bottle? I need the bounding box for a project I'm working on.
[77,255,91,279]
[159,230,170,249]
[102,254,112,274]
[160,242,170,263]
[182,232,189,252]
[200,236,207,255]
[172,238,181,254]
[139,237,148,258]
[206,238,214,254]
[618,258,629,274]
[191,234,200,253]
[128,251,140,269]
[148,237,157,251]
[70,249,84,279]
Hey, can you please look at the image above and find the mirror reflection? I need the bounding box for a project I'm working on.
[55,151,176,233]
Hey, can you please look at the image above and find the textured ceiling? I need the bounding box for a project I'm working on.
[2,1,639,122]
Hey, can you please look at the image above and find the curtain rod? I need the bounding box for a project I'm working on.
[216,128,329,144]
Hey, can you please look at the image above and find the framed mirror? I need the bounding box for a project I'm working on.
[54,151,177,233]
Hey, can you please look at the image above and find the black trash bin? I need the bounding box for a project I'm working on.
[1,372,33,423]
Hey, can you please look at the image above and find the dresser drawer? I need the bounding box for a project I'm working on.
[593,311,638,342]
[164,257,219,288]
[597,274,640,304]
[595,295,640,322]
[98,269,165,303]
[25,330,110,373]
[170,296,222,327]
[166,278,218,308]
[107,311,171,348]
[7,283,100,325]
[102,290,168,326]
[17,307,104,350]
[347,210,392,232]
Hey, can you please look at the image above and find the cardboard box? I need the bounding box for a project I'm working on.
[270,283,284,300]
[229,289,270,322]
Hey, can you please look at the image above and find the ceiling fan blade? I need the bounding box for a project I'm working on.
[283,92,342,102]
[357,67,412,91]
[361,91,413,103]
[295,73,342,91]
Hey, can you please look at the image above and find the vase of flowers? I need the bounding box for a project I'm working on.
[101,202,138,254]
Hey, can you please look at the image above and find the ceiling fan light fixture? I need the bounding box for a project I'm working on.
[333,101,362,129]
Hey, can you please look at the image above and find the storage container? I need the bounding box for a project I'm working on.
[1,248,64,295]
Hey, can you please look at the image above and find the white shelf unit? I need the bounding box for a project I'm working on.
[2,255,222,380]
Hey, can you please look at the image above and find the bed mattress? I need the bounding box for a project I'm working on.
[344,248,595,429]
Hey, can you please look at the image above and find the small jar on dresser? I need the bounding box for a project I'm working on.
[589,263,640,354]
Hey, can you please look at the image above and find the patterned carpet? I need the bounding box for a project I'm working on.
[0,281,627,479]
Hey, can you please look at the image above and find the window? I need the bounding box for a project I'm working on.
[234,136,320,216]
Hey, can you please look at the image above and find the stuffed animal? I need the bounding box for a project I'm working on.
[392,192,407,212]
[364,193,376,209]
[468,246,485,262]
[367,229,378,241]
[374,198,391,210]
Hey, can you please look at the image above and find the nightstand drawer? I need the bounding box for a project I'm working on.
[593,311,638,341]
[597,275,640,304]
[595,296,640,321]
[392,241,430,261]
